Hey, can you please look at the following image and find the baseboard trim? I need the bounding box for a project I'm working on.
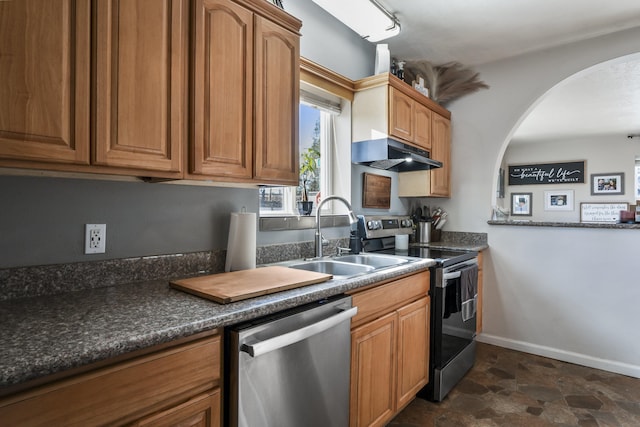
[477,333,640,379]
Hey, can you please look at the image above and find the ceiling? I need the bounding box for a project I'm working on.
[373,0,640,143]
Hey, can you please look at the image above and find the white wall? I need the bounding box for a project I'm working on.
[502,136,638,222]
[431,27,640,377]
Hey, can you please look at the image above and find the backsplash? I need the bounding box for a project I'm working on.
[0,234,486,301]
[0,238,349,301]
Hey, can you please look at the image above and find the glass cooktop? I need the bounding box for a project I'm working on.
[376,246,476,267]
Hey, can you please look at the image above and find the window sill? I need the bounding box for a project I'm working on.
[487,220,640,229]
[260,214,352,231]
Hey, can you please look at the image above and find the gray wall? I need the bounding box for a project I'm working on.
[0,176,256,268]
[0,1,375,269]
[284,0,375,80]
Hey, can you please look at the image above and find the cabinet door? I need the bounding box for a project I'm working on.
[430,112,451,197]
[396,297,430,409]
[192,0,253,179]
[254,15,299,184]
[413,103,432,150]
[94,0,186,173]
[389,88,414,142]
[350,312,397,427]
[133,389,220,427]
[0,0,90,164]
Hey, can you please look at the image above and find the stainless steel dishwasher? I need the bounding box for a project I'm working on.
[226,294,357,427]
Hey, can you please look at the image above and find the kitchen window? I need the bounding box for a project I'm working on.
[259,85,345,217]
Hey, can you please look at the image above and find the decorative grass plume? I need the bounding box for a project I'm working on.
[404,60,489,105]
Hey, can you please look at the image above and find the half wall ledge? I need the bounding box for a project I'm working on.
[488,220,640,230]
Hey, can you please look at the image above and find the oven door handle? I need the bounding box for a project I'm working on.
[443,271,461,281]
[241,306,358,358]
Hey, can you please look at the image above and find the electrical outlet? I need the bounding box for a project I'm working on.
[85,224,106,254]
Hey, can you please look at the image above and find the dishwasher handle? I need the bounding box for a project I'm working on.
[241,306,358,358]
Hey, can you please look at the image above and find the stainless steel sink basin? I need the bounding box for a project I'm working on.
[288,260,374,278]
[335,254,409,268]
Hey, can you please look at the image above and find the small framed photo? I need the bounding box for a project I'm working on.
[544,190,574,211]
[591,173,624,195]
[510,192,532,216]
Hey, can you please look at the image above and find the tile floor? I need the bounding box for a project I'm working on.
[389,343,640,426]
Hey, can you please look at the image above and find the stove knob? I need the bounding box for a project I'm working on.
[367,221,375,230]
[401,219,412,227]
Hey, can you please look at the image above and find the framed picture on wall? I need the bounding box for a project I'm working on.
[544,190,574,211]
[591,172,624,195]
[510,192,532,216]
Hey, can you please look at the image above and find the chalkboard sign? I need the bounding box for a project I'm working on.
[580,202,629,223]
[508,161,585,185]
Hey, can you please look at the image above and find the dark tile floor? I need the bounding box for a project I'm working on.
[389,343,640,426]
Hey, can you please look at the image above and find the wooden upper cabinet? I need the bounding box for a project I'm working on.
[94,0,186,174]
[191,0,300,185]
[253,15,299,184]
[0,0,90,164]
[191,0,253,179]
[389,88,414,142]
[354,74,444,154]
[430,112,451,197]
[413,102,432,150]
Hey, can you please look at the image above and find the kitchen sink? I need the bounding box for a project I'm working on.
[335,254,409,268]
[287,260,374,278]
[284,252,419,279]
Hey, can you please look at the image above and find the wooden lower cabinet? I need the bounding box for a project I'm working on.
[351,312,397,427]
[349,272,430,427]
[133,389,220,427]
[397,297,430,409]
[0,334,222,427]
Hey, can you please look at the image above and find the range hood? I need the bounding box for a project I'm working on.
[351,138,442,172]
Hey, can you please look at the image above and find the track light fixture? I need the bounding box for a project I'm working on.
[312,0,401,42]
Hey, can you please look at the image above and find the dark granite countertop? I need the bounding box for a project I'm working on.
[413,230,489,252]
[0,258,434,390]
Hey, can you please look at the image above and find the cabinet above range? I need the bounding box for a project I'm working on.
[352,73,452,197]
[352,73,450,153]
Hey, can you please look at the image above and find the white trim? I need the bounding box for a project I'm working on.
[477,333,640,379]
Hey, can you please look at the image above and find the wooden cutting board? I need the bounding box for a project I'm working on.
[170,266,333,304]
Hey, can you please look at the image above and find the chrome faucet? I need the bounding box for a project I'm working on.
[315,196,358,258]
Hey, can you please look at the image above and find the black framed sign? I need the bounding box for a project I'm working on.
[508,161,585,185]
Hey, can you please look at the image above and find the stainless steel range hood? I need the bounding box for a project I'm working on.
[352,138,442,172]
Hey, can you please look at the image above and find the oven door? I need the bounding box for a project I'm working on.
[439,258,478,356]
[430,258,478,401]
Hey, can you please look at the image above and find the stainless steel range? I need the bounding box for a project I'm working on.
[353,215,479,402]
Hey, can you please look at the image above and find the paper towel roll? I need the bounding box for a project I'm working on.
[395,234,409,250]
[225,210,256,272]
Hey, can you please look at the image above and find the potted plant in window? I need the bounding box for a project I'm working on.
[298,146,320,215]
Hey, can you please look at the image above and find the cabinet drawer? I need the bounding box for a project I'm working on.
[351,271,429,327]
[0,335,221,426]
